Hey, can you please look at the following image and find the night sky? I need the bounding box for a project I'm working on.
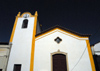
[0,0,100,45]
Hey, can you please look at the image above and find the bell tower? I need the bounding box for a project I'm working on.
[7,11,38,71]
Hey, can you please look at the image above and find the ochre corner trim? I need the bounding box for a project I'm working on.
[30,11,38,71]
[86,40,96,71]
[9,17,18,42]
[21,12,32,17]
[36,28,89,39]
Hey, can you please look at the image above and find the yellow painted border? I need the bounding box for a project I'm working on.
[21,12,33,17]
[9,11,38,71]
[86,40,96,71]
[30,11,38,71]
[9,16,18,42]
[9,12,21,42]
[9,12,37,42]
[58,28,88,38]
[36,28,88,40]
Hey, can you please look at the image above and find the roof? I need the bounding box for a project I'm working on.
[0,42,9,45]
[36,25,91,37]
[91,41,100,46]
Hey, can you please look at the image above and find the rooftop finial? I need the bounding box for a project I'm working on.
[17,12,21,16]
[35,11,38,16]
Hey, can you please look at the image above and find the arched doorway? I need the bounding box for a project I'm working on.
[51,51,68,71]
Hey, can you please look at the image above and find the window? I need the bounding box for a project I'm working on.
[22,19,28,28]
[54,37,62,44]
[13,64,21,71]
[0,69,2,71]
[52,54,67,71]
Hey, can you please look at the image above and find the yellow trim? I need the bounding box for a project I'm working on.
[21,12,34,17]
[86,40,96,71]
[9,16,18,42]
[30,11,38,71]
[36,28,88,40]
[14,12,37,18]
[58,28,88,38]
[17,12,21,17]
[36,28,57,39]
[9,12,37,42]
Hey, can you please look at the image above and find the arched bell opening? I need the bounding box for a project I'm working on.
[22,19,28,28]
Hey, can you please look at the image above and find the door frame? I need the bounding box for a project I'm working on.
[51,50,69,71]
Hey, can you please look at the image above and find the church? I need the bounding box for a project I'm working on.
[0,11,96,71]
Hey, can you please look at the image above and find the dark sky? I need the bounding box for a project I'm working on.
[0,0,100,45]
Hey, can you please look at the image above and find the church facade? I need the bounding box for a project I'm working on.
[0,12,96,71]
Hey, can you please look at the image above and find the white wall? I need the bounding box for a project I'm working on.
[0,45,10,71]
[0,48,8,56]
[34,30,92,71]
[7,17,35,71]
[0,57,7,71]
[92,42,100,55]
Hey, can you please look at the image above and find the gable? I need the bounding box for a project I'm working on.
[35,26,90,40]
[34,27,93,71]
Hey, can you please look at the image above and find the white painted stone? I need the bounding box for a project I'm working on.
[92,42,100,55]
[7,17,35,71]
[0,45,10,71]
[34,30,92,71]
